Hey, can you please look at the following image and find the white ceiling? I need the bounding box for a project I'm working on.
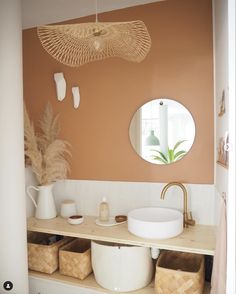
[22,0,164,29]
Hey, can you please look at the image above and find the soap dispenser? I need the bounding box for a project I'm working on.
[99,197,110,222]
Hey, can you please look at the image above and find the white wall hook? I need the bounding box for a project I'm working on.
[54,72,66,101]
[72,86,80,109]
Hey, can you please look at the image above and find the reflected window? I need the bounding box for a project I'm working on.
[129,98,195,165]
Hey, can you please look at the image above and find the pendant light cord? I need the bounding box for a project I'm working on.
[95,0,98,22]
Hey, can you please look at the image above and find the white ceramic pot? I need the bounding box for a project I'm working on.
[91,241,153,292]
[60,199,77,218]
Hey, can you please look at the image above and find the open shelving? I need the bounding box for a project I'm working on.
[28,216,215,293]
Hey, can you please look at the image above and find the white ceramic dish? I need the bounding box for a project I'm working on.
[67,215,84,225]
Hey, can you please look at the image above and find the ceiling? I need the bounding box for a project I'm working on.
[22,0,165,29]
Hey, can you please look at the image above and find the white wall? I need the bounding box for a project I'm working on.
[26,167,215,225]
[227,0,236,292]
[53,179,215,225]
[213,0,236,292]
[213,0,229,203]
[0,1,29,293]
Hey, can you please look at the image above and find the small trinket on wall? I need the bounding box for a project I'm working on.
[72,86,80,109]
[218,89,226,117]
[54,72,66,101]
[217,131,229,168]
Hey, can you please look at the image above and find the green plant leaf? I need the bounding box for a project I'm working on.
[152,155,168,164]
[178,154,185,160]
[173,140,187,152]
[168,149,174,162]
[152,150,168,163]
[151,140,187,164]
[155,150,168,162]
[174,150,187,160]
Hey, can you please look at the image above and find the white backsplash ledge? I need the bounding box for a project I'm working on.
[25,169,216,225]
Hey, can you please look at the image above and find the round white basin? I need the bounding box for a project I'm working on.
[128,207,183,239]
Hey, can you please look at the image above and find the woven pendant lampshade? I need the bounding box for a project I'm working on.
[37,19,151,67]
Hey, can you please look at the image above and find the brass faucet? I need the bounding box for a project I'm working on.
[160,182,195,228]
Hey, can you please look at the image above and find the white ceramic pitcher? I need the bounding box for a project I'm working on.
[27,184,57,219]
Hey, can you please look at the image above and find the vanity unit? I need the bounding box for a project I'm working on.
[27,216,215,294]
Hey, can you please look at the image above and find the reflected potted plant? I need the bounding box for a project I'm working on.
[152,140,187,164]
[24,102,71,219]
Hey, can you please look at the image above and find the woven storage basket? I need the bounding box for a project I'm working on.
[155,251,205,294]
[59,238,92,280]
[27,232,71,274]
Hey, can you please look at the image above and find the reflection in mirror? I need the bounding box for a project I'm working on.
[129,98,195,164]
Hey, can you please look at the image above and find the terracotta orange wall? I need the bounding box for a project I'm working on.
[23,0,214,184]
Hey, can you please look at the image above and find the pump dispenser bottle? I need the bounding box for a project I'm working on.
[99,197,110,222]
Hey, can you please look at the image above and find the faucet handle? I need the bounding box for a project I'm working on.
[186,211,195,226]
[188,211,193,220]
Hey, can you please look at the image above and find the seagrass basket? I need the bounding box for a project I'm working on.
[59,238,92,280]
[27,232,71,274]
[155,251,205,294]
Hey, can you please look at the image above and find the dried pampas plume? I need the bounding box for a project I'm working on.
[38,102,60,150]
[24,102,71,185]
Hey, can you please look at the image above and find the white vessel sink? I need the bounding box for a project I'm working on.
[128,207,183,239]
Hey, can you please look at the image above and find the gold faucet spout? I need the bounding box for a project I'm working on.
[160,182,195,228]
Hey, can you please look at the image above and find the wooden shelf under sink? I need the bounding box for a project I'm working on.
[27,216,216,255]
[28,216,214,293]
[29,270,211,294]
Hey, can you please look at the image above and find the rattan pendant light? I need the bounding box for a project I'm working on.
[37,1,151,67]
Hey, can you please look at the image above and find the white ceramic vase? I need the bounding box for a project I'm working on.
[27,184,57,219]
[91,240,153,292]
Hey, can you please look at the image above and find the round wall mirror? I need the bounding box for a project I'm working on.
[129,98,196,165]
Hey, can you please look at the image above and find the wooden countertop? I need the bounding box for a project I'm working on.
[27,216,216,256]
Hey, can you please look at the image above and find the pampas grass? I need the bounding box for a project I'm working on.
[24,102,70,185]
